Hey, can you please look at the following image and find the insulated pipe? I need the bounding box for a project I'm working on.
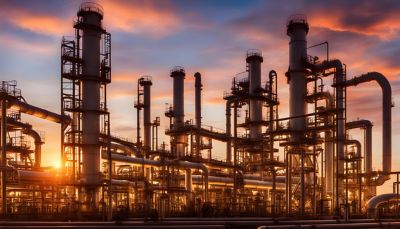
[170,67,186,157]
[366,193,399,218]
[246,50,263,139]
[8,98,70,125]
[344,72,392,175]
[140,78,152,153]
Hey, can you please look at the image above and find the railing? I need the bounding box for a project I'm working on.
[78,2,104,17]
[286,14,307,26]
[170,66,185,74]
[246,49,262,58]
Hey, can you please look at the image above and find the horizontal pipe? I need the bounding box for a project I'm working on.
[8,98,70,125]
[366,193,399,218]
[193,175,286,189]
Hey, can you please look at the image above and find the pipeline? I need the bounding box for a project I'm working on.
[102,152,209,201]
[7,97,70,125]
[366,193,399,218]
[193,175,286,190]
[346,120,373,177]
[344,72,392,178]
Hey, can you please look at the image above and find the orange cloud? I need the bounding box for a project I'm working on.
[100,1,181,37]
[9,15,70,36]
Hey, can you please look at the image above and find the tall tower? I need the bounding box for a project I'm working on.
[61,2,111,213]
[170,67,186,158]
[287,15,309,142]
[246,50,263,139]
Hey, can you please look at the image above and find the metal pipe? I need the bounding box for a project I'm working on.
[366,193,399,218]
[22,128,43,168]
[192,175,286,190]
[346,120,374,195]
[1,96,7,216]
[345,139,361,158]
[102,153,209,201]
[344,72,392,176]
[246,50,263,139]
[194,72,202,158]
[8,98,70,125]
[308,59,345,210]
[226,100,232,163]
[346,120,373,176]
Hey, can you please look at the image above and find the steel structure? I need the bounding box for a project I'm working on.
[0,4,397,223]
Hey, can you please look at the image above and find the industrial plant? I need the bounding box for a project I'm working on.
[0,2,399,228]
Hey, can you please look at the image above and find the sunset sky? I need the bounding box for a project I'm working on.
[0,0,399,194]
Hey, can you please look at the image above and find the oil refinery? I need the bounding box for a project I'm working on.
[0,2,399,228]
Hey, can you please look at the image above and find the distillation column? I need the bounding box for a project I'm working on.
[171,67,186,157]
[140,78,152,153]
[77,4,103,211]
[286,15,309,214]
[247,50,263,139]
[194,72,202,158]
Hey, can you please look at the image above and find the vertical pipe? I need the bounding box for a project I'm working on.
[226,100,232,163]
[78,5,103,211]
[170,67,186,158]
[246,50,263,139]
[1,96,6,216]
[194,72,202,158]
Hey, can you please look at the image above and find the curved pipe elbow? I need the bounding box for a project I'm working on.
[345,72,392,174]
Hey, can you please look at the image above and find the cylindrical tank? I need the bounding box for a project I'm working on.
[171,66,186,157]
[246,50,263,139]
[76,2,104,210]
[287,15,309,142]
[140,77,152,153]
